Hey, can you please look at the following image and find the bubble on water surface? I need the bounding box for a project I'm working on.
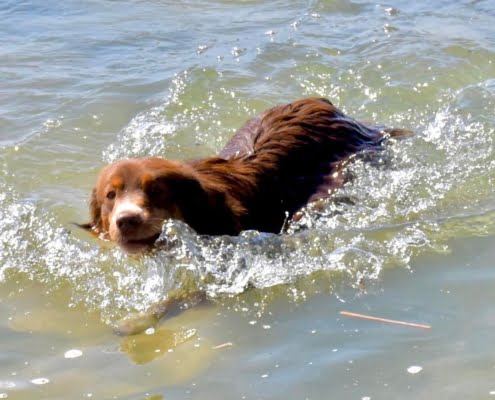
[31,378,49,385]
[64,349,83,359]
[407,365,423,374]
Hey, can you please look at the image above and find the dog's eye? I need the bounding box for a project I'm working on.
[106,190,116,200]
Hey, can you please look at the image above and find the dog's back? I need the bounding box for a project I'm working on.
[214,98,397,232]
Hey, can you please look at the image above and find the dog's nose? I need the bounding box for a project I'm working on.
[116,214,143,233]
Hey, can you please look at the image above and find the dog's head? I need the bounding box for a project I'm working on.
[80,158,209,254]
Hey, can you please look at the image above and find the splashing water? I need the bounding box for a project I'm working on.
[1,78,495,323]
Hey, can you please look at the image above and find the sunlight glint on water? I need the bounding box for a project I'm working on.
[1,1,495,397]
[1,78,495,323]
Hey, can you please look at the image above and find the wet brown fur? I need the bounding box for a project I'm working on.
[83,98,405,244]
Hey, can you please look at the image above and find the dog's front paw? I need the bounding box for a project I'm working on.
[112,311,159,336]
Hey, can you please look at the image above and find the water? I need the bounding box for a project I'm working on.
[1,0,495,398]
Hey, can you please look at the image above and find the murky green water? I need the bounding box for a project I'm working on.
[1,0,495,398]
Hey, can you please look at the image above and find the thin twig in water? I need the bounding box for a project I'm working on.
[340,311,431,330]
[212,342,233,350]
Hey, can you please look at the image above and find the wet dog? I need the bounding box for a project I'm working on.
[81,98,405,253]
[80,97,407,334]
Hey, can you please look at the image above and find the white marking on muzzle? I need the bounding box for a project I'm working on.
[111,199,146,227]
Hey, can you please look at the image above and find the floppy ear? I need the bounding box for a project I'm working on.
[76,188,102,235]
[172,173,243,235]
[152,172,212,233]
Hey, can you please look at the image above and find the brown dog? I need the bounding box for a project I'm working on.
[81,97,407,334]
[81,98,405,253]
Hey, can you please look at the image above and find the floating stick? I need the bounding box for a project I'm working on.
[340,311,431,330]
[212,342,233,350]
